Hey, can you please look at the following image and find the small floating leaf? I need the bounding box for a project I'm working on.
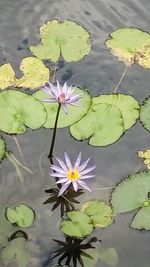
[99,248,119,266]
[81,249,99,267]
[0,137,6,161]
[131,206,150,230]
[138,149,150,169]
[33,87,91,128]
[70,94,139,146]
[6,204,35,227]
[111,171,150,214]
[106,28,150,68]
[16,57,50,89]
[0,206,13,246]
[1,238,30,267]
[30,20,91,62]
[0,90,47,134]
[140,96,150,132]
[81,201,113,228]
[60,211,93,237]
[0,63,16,89]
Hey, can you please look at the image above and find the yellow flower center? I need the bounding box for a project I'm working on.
[67,169,79,180]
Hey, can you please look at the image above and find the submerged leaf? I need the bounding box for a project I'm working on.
[99,248,119,266]
[1,238,30,267]
[0,90,47,134]
[33,87,91,128]
[111,171,150,214]
[16,57,50,89]
[60,211,93,237]
[0,206,13,246]
[70,94,139,146]
[131,206,150,230]
[81,249,99,267]
[30,19,91,62]
[0,63,16,89]
[6,204,35,227]
[140,96,150,132]
[106,28,150,68]
[81,201,113,228]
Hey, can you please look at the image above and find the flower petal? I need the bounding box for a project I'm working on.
[80,174,95,179]
[64,152,72,169]
[74,152,81,169]
[50,172,67,178]
[55,157,68,172]
[56,178,68,184]
[77,180,92,192]
[58,181,71,196]
[80,165,96,175]
[72,180,78,191]
[50,165,66,174]
[78,158,91,172]
[62,103,68,114]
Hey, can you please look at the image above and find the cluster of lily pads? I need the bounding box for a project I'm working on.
[1,19,150,267]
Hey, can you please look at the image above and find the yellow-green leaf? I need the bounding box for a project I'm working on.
[0,63,16,89]
[106,28,150,68]
[138,149,150,169]
[16,57,50,89]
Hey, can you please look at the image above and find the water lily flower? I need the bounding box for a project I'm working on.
[50,152,95,196]
[42,80,82,113]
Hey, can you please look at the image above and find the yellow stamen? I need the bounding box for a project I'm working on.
[67,169,79,180]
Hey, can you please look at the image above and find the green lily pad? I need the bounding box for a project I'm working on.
[1,238,30,267]
[99,248,119,266]
[60,211,93,238]
[33,87,91,128]
[6,204,35,227]
[0,137,6,161]
[30,19,91,62]
[105,28,150,68]
[92,94,140,130]
[140,96,150,132]
[16,57,50,89]
[70,94,139,146]
[111,171,150,215]
[0,90,47,134]
[131,206,150,230]
[0,63,16,90]
[81,201,113,228]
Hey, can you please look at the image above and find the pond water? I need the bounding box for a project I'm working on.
[0,0,150,266]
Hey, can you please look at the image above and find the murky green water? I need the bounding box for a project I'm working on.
[0,0,150,266]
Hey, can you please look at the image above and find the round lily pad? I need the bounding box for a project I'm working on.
[140,96,150,132]
[0,90,47,134]
[6,204,35,228]
[33,87,91,128]
[111,171,150,215]
[0,137,6,161]
[16,57,50,89]
[131,206,150,230]
[0,63,16,89]
[30,19,91,62]
[70,94,140,146]
[60,211,93,238]
[105,28,150,68]
[81,201,113,228]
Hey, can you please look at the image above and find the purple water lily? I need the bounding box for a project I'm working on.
[50,152,96,196]
[42,80,82,113]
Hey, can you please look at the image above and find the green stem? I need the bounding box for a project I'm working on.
[48,103,61,164]
[113,65,129,93]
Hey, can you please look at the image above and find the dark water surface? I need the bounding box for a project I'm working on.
[0,0,150,266]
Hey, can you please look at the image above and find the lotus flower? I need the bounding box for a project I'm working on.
[50,152,95,196]
[42,80,82,113]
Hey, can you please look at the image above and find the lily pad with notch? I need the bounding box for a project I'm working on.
[6,204,35,228]
[60,211,93,238]
[0,90,47,134]
[30,19,92,62]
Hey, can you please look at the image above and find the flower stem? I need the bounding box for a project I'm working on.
[113,65,129,93]
[48,103,61,163]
